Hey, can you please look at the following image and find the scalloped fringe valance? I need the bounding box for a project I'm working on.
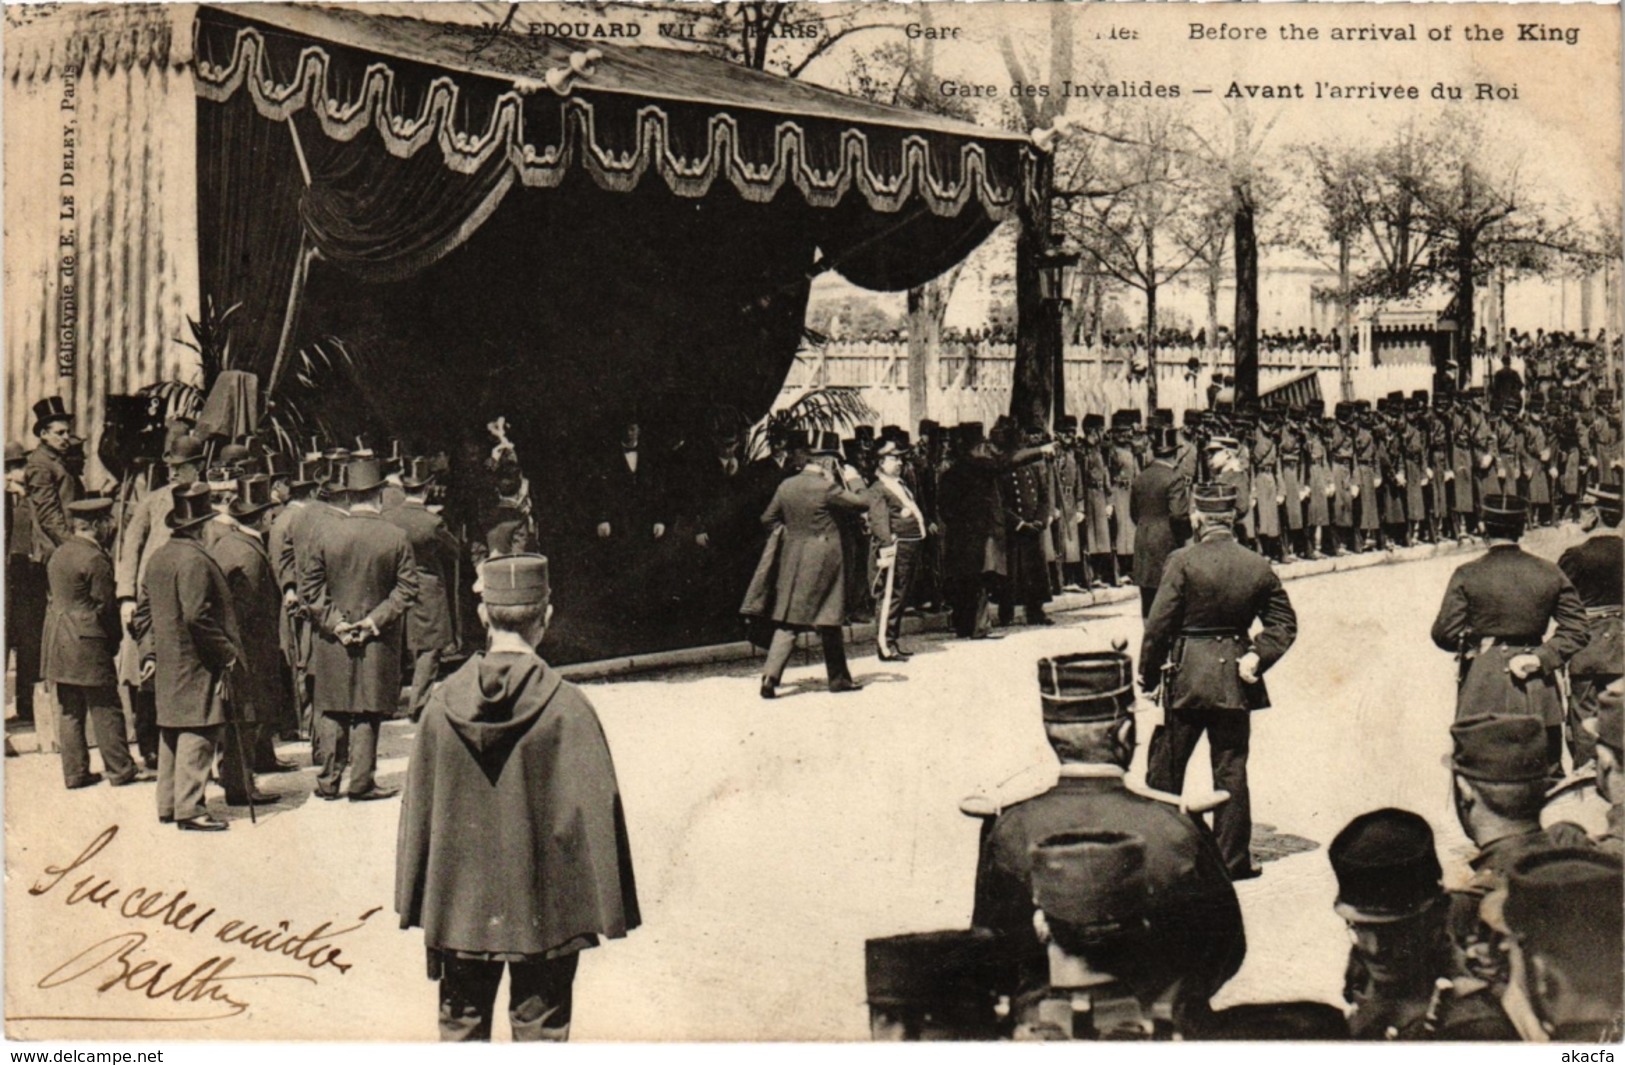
[194,23,1025,221]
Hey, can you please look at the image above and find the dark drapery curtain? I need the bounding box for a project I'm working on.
[820,197,1002,292]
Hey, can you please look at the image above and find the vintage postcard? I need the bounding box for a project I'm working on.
[3,0,1622,1045]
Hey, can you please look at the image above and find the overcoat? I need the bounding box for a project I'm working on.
[384,500,460,653]
[742,466,869,628]
[41,536,120,687]
[1522,424,1553,506]
[1430,544,1588,727]
[23,445,78,563]
[1251,433,1281,538]
[1109,444,1138,554]
[396,651,640,957]
[209,525,284,726]
[1557,532,1624,678]
[1130,460,1191,589]
[134,536,242,729]
[1080,446,1113,554]
[1304,432,1332,527]
[301,510,419,716]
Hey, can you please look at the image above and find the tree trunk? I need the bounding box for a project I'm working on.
[1144,221,1159,413]
[1453,233,1477,391]
[1338,233,1353,401]
[1011,152,1055,429]
[1205,260,1220,351]
[905,266,962,429]
[1091,275,1105,349]
[1233,192,1259,404]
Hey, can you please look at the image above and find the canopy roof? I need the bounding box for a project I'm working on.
[194,3,1031,218]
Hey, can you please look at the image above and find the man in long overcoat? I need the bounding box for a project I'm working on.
[42,497,143,789]
[1130,426,1192,618]
[396,554,639,1041]
[1431,494,1588,777]
[302,456,419,800]
[134,483,242,831]
[209,474,286,805]
[385,460,461,721]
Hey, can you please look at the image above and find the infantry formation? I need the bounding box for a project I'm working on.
[3,329,1621,1042]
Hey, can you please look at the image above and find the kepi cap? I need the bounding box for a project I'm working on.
[479,553,551,606]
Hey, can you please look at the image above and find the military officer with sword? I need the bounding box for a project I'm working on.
[868,435,930,661]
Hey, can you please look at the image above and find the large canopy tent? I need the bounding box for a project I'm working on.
[194,4,1031,454]
[193,3,1032,661]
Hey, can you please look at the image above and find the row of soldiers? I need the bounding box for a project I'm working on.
[12,397,465,827]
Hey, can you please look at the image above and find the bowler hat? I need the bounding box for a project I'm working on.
[31,396,71,434]
[218,440,254,471]
[4,442,25,467]
[1329,808,1442,922]
[1192,482,1238,513]
[1030,831,1148,938]
[343,456,386,493]
[1450,715,1548,782]
[479,553,551,606]
[1038,651,1134,724]
[229,474,276,519]
[165,482,216,530]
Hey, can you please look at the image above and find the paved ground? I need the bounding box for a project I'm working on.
[4,526,1609,1042]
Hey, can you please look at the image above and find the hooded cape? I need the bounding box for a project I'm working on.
[395,651,639,956]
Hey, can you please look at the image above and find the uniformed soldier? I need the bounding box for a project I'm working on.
[1129,425,1191,618]
[133,482,244,832]
[868,435,928,661]
[1330,808,1515,1040]
[1353,401,1382,551]
[301,456,419,801]
[385,458,462,721]
[1430,495,1588,776]
[1582,686,1623,855]
[1108,412,1139,584]
[1251,412,1283,561]
[1303,407,1333,559]
[1141,482,1298,880]
[972,651,1245,1031]
[1079,415,1115,587]
[1486,849,1623,1041]
[41,497,146,789]
[1051,416,1087,593]
[1557,482,1623,769]
[999,423,1055,627]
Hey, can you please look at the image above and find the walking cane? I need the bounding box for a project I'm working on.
[218,674,256,825]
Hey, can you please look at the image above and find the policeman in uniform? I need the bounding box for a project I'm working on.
[41,497,145,789]
[972,651,1245,1032]
[1141,483,1297,880]
[1430,495,1588,776]
[1557,482,1623,769]
[1330,808,1514,1040]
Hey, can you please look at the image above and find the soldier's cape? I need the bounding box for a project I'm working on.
[395,650,640,956]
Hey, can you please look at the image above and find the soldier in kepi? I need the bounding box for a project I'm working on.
[971,651,1245,1033]
[1430,494,1588,779]
[1140,482,1298,880]
[1557,481,1623,769]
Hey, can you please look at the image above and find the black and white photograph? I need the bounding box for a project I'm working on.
[2,0,1622,1045]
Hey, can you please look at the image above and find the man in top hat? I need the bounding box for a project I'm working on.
[1140,482,1298,880]
[1129,425,1191,618]
[972,651,1244,1034]
[113,431,208,769]
[269,456,324,735]
[132,482,244,831]
[208,474,292,804]
[1330,808,1513,1040]
[397,553,640,1041]
[41,496,146,789]
[24,396,82,567]
[1431,495,1588,776]
[998,423,1056,628]
[6,440,45,723]
[1489,849,1623,1041]
[385,458,462,721]
[1558,483,1624,768]
[868,434,929,660]
[300,455,419,801]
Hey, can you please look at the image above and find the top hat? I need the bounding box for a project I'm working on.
[853,425,876,443]
[1583,686,1624,753]
[1057,415,1079,433]
[880,424,907,442]
[293,457,324,491]
[1481,494,1528,533]
[1386,390,1405,406]
[1030,831,1148,938]
[229,474,276,519]
[1110,410,1140,430]
[1081,414,1105,431]
[165,482,216,530]
[1152,408,1174,426]
[401,456,436,489]
[784,429,812,452]
[810,431,843,456]
[956,422,986,447]
[479,553,551,606]
[864,928,1003,1024]
[264,453,294,480]
[1306,399,1325,416]
[918,419,941,437]
[1192,482,1239,513]
[1149,425,1179,454]
[1329,808,1443,923]
[1494,849,1623,963]
[842,439,864,464]
[1183,409,1205,427]
[31,396,72,434]
[66,495,113,518]
[1334,402,1353,421]
[1038,651,1134,724]
[343,456,386,493]
[1450,715,1548,783]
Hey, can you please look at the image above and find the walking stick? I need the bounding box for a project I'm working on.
[218,675,256,825]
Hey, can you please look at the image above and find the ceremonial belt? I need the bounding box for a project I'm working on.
[1484,633,1544,647]
[1180,627,1246,639]
[1586,605,1623,618]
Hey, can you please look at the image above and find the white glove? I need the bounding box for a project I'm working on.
[1350,484,1360,499]
[597,522,612,538]
[1237,652,1262,684]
